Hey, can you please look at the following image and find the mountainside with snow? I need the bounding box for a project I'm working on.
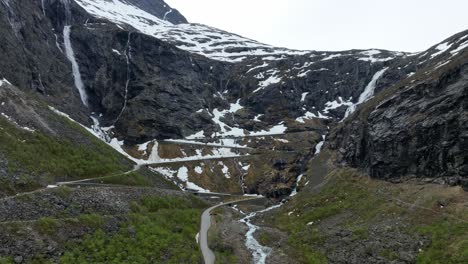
[0,0,467,191]
[0,1,467,262]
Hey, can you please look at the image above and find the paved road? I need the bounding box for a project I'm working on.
[199,197,263,264]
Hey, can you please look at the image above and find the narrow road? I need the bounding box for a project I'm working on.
[199,197,264,264]
[0,164,143,202]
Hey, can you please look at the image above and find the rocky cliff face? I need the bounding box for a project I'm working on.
[0,0,414,141]
[0,0,467,190]
[330,34,468,188]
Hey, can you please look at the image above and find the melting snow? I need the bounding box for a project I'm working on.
[430,42,452,58]
[296,111,330,123]
[0,78,12,86]
[218,161,231,178]
[0,113,35,132]
[322,53,342,61]
[358,50,394,63]
[194,166,203,174]
[450,40,468,55]
[253,71,282,93]
[177,166,210,192]
[253,114,263,122]
[322,97,353,114]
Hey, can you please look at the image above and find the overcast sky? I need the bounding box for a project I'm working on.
[165,0,468,52]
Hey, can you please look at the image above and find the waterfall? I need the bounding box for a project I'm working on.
[163,9,172,21]
[344,67,389,119]
[63,26,88,106]
[61,0,88,106]
[113,32,132,125]
[41,0,46,16]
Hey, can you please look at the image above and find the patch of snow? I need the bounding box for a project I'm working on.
[430,42,452,58]
[151,167,176,179]
[194,166,203,174]
[250,124,287,136]
[322,97,353,114]
[253,114,263,122]
[322,53,342,61]
[177,166,210,192]
[0,113,35,132]
[186,130,205,139]
[253,71,282,93]
[297,70,311,78]
[450,40,468,55]
[360,50,381,56]
[300,92,309,102]
[358,50,394,63]
[246,62,269,73]
[218,161,230,178]
[296,111,330,123]
[0,78,11,86]
[314,68,329,72]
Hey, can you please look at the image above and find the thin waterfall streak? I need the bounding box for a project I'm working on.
[113,32,132,125]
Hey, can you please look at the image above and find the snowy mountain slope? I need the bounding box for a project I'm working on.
[74,0,311,62]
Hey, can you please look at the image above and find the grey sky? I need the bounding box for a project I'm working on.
[165,0,468,52]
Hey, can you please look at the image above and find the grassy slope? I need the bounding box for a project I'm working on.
[266,166,468,263]
[0,115,130,195]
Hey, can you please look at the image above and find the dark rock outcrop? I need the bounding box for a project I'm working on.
[330,51,468,188]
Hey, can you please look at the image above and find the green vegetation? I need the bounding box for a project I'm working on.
[212,238,238,264]
[257,231,273,246]
[0,116,126,178]
[60,196,204,263]
[380,249,399,261]
[272,169,388,263]
[269,168,468,263]
[0,257,13,264]
[0,116,129,194]
[54,185,72,199]
[416,221,468,264]
[77,214,105,228]
[35,217,59,235]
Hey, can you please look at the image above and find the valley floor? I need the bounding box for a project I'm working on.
[208,150,468,264]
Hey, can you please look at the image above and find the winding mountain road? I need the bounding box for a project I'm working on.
[199,196,264,264]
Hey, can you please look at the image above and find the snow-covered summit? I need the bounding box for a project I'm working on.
[74,0,311,62]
